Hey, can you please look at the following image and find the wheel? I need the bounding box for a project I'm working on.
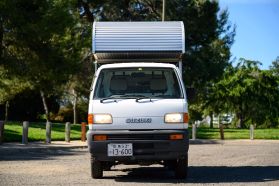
[91,156,103,179]
[174,155,188,179]
[102,162,113,171]
[164,160,176,170]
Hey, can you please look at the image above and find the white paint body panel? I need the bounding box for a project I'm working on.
[88,63,188,130]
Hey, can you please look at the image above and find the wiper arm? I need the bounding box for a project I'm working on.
[100,95,123,103]
[135,96,152,102]
[100,95,142,103]
[100,98,117,103]
[100,95,153,103]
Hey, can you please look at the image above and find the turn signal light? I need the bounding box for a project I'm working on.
[88,114,94,125]
[183,113,189,123]
[93,135,107,141]
[169,134,183,140]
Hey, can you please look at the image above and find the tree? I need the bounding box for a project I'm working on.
[166,1,235,88]
[270,56,279,76]
[208,58,279,128]
[0,89,59,121]
[0,67,32,121]
[1,0,83,122]
[78,0,162,21]
[1,0,235,122]
[63,56,93,124]
[78,0,235,122]
[78,1,235,86]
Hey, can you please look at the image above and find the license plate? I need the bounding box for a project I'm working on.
[108,143,133,157]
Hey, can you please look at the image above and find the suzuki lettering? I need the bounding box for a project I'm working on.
[126,118,152,123]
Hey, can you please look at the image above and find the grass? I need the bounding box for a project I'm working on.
[2,122,279,142]
[4,121,83,142]
[189,127,279,140]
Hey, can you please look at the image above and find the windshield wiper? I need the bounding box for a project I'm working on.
[135,95,152,102]
[100,95,123,103]
[100,95,155,103]
[100,95,144,103]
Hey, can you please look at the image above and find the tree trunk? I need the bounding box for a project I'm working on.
[237,100,245,128]
[218,114,221,128]
[5,101,9,121]
[72,89,77,124]
[209,111,213,128]
[40,90,50,122]
[239,113,244,128]
[237,112,244,128]
[0,16,3,59]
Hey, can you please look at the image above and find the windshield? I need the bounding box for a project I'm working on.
[93,67,183,99]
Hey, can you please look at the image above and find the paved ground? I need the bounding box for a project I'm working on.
[0,140,279,186]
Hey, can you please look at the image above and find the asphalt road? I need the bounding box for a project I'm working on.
[0,140,279,186]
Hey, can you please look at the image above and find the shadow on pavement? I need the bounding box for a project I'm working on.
[0,146,87,161]
[189,139,222,145]
[110,166,279,184]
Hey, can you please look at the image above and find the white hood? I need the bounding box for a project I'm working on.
[89,99,187,130]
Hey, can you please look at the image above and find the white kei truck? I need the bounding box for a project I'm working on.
[87,21,189,179]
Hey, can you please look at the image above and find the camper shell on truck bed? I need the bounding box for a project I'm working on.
[87,21,189,179]
[92,21,185,63]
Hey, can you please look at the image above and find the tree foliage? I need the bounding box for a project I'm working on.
[78,0,235,123]
[1,0,235,122]
[1,0,86,121]
[270,56,279,77]
[0,67,32,104]
[79,0,235,89]
[206,58,279,128]
[8,0,277,128]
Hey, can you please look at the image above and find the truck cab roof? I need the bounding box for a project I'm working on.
[97,62,178,71]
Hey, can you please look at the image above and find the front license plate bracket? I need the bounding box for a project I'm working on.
[108,143,133,157]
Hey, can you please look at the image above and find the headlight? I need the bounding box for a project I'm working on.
[93,114,112,124]
[164,113,188,123]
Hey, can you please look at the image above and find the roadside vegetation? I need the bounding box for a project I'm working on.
[4,122,81,142]
[1,1,278,129]
[190,127,279,140]
[3,122,279,142]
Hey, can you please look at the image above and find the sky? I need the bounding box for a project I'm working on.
[219,0,279,69]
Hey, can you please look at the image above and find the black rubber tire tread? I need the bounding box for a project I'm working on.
[164,160,176,171]
[91,156,103,179]
[174,156,188,179]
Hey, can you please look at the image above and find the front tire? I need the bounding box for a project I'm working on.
[91,156,103,179]
[174,156,188,179]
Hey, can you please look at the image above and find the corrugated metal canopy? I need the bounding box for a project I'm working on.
[92,21,185,63]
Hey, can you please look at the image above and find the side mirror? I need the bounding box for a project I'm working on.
[186,87,196,102]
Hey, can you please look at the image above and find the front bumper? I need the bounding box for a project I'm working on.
[86,129,189,162]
